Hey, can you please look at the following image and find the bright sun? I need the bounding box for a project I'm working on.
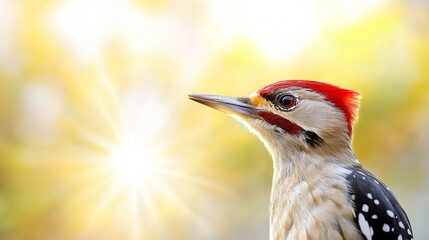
[75,85,187,239]
[108,136,161,186]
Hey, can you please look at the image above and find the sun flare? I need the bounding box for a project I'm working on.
[69,85,220,239]
[108,137,160,186]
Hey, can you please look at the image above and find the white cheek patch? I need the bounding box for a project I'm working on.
[230,115,265,136]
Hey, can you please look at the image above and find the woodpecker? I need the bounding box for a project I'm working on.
[189,80,413,240]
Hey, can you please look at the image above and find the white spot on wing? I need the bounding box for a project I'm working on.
[371,214,378,219]
[398,235,403,240]
[387,210,394,218]
[407,228,412,235]
[358,213,372,240]
[399,221,405,229]
[382,224,390,232]
[367,193,372,199]
[374,199,379,205]
[362,204,369,212]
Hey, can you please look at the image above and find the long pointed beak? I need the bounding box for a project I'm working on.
[188,94,262,117]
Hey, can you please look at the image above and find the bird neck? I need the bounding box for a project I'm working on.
[267,138,358,178]
[268,151,356,240]
[272,152,350,179]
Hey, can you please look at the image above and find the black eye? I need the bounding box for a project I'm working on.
[277,94,298,111]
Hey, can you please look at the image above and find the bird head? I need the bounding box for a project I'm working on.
[189,80,361,164]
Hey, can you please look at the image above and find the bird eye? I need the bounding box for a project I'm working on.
[277,94,298,111]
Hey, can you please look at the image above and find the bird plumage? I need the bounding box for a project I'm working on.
[189,80,413,240]
[346,167,413,239]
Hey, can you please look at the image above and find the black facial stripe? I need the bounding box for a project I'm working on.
[304,130,323,147]
[264,92,277,104]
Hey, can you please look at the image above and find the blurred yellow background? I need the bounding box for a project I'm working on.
[0,0,428,239]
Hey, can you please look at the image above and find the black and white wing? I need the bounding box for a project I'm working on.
[346,166,413,240]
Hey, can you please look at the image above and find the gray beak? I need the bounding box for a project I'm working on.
[188,94,262,117]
